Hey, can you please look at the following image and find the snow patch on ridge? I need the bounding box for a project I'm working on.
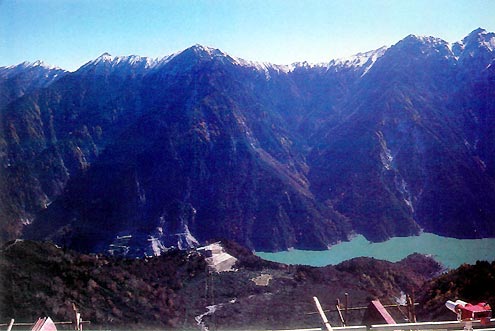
[395,177,414,212]
[376,131,393,170]
[376,130,415,212]
[233,57,291,75]
[8,60,64,71]
[329,46,388,75]
[82,53,158,70]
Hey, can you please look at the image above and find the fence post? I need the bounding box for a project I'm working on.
[314,296,333,331]
[6,319,14,331]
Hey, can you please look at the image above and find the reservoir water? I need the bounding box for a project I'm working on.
[256,233,495,269]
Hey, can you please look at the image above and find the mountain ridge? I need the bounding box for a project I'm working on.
[4,27,492,75]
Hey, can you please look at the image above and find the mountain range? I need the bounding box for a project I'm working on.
[1,28,495,255]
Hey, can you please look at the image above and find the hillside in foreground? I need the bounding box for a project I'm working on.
[418,260,495,321]
[2,239,480,330]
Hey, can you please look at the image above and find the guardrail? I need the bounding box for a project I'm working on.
[271,318,495,331]
[270,327,368,331]
[371,319,495,331]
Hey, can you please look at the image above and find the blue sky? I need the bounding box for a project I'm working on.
[1,0,494,71]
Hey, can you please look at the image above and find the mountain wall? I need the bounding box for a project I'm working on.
[1,29,495,253]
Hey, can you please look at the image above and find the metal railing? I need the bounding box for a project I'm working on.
[370,319,495,331]
[271,318,495,331]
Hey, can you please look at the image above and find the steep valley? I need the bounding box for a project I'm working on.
[1,29,495,254]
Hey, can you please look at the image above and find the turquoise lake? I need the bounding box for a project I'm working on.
[256,233,495,269]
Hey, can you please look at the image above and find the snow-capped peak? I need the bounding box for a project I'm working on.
[447,28,495,61]
[165,44,291,78]
[174,44,232,62]
[404,34,447,46]
[390,33,458,62]
[27,60,46,68]
[466,27,488,39]
[461,27,495,52]
[96,52,112,61]
[0,60,67,88]
[81,52,113,67]
[190,44,224,57]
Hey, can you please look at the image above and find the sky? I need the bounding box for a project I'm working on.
[1,0,494,71]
